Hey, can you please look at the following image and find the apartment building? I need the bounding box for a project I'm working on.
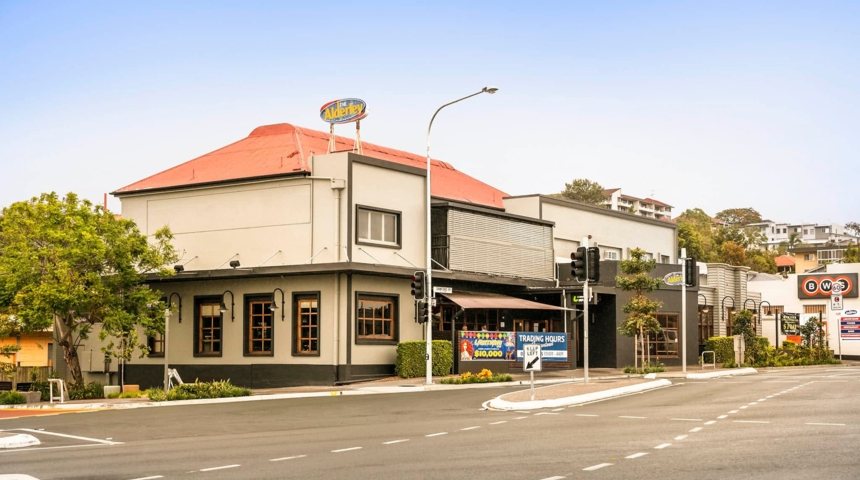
[601,188,673,222]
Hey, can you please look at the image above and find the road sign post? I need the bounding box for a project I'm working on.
[523,344,542,401]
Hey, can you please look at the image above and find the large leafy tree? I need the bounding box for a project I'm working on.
[676,208,718,263]
[560,178,606,205]
[714,207,763,227]
[0,193,177,385]
[616,248,663,371]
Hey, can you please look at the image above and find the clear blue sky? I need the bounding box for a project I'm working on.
[1,1,857,225]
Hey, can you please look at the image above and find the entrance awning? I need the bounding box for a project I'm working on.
[441,292,566,310]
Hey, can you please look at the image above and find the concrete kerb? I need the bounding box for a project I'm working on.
[686,367,757,379]
[486,379,673,411]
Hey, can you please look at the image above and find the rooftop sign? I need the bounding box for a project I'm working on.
[320,98,367,124]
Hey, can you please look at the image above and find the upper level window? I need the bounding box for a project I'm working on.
[357,206,400,247]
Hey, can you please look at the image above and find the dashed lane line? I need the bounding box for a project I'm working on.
[331,447,363,453]
[717,415,728,419]
[382,439,409,445]
[806,422,846,426]
[514,416,529,420]
[654,443,671,450]
[128,476,163,480]
[619,416,647,419]
[460,426,481,431]
[670,418,701,422]
[626,452,649,459]
[490,420,508,425]
[734,420,770,424]
[674,435,688,441]
[576,414,599,417]
[425,432,448,438]
[689,427,703,433]
[199,465,239,472]
[704,420,717,425]
[583,463,613,471]
[539,476,566,480]
[269,454,307,461]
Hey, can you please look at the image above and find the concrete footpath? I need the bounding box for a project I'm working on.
[1,366,757,449]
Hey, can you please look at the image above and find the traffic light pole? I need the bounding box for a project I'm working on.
[583,236,590,384]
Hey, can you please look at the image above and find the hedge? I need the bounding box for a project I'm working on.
[395,340,453,378]
[705,337,735,365]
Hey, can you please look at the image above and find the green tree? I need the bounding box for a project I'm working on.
[0,193,177,386]
[745,249,777,274]
[560,178,606,205]
[676,208,718,262]
[0,314,22,389]
[845,244,860,263]
[714,207,763,227]
[845,221,860,237]
[732,309,758,365]
[616,248,663,371]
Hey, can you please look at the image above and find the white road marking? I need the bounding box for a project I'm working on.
[425,432,448,437]
[383,439,409,445]
[670,418,702,422]
[734,420,770,424]
[331,447,363,453]
[460,426,481,431]
[269,454,307,461]
[654,443,671,449]
[576,414,599,417]
[583,463,613,471]
[689,427,703,433]
[758,398,767,402]
[806,422,846,426]
[626,452,649,459]
[539,476,566,480]
[535,412,560,416]
[128,476,163,480]
[717,415,728,419]
[514,416,529,420]
[552,408,565,412]
[674,435,689,441]
[740,406,749,409]
[16,428,122,446]
[619,416,647,419]
[200,465,239,472]
[704,420,717,425]
[490,421,508,425]
[729,410,739,414]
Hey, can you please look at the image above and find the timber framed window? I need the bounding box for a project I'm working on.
[356,293,398,344]
[194,297,223,357]
[293,292,320,356]
[356,206,401,248]
[147,332,164,357]
[646,313,679,357]
[244,295,274,356]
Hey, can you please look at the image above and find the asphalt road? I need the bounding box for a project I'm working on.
[2,366,859,480]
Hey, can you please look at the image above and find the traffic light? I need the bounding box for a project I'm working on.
[410,271,425,299]
[571,247,587,282]
[684,257,696,287]
[417,301,429,324]
[587,247,600,282]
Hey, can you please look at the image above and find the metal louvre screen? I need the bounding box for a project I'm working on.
[447,210,554,279]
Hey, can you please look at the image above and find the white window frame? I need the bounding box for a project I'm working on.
[356,206,400,247]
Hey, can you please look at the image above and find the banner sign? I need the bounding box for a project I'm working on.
[515,332,569,362]
[797,273,858,299]
[781,312,800,336]
[458,331,516,361]
[840,316,860,340]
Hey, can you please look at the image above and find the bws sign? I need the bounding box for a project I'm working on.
[797,273,858,299]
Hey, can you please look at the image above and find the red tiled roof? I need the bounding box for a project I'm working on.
[114,123,508,208]
[775,255,796,267]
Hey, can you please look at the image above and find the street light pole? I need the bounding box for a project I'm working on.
[425,86,498,385]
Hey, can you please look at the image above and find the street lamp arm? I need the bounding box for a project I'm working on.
[426,87,498,157]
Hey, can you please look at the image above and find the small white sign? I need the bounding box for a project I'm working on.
[523,344,542,372]
[832,294,843,311]
[433,286,452,294]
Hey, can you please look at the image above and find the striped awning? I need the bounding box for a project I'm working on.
[441,292,565,310]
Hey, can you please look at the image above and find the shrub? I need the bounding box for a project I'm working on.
[107,390,144,399]
[145,388,167,402]
[705,337,735,365]
[440,368,513,384]
[395,340,453,378]
[30,380,51,401]
[0,390,26,405]
[68,382,104,400]
[160,380,251,401]
[623,362,665,374]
